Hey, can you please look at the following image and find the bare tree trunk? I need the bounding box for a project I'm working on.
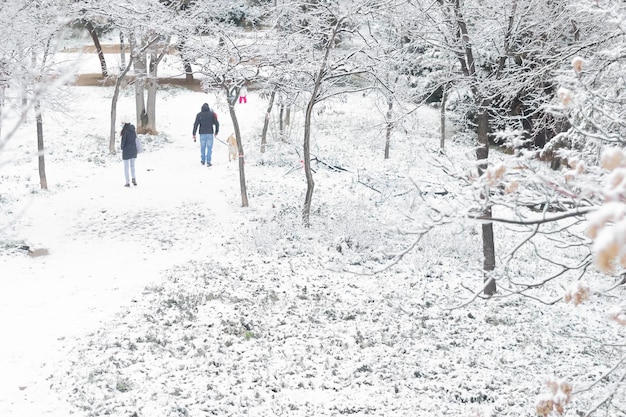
[481,207,496,292]
[34,99,47,190]
[476,105,496,296]
[134,73,146,132]
[130,35,147,133]
[302,97,315,227]
[145,41,169,135]
[119,31,126,71]
[183,64,193,82]
[22,95,28,123]
[110,56,134,153]
[285,106,291,126]
[146,51,158,135]
[384,96,393,159]
[176,37,194,82]
[0,84,4,140]
[440,84,447,150]
[227,89,248,207]
[279,103,284,137]
[260,90,276,153]
[301,22,339,226]
[85,21,108,78]
[450,0,496,296]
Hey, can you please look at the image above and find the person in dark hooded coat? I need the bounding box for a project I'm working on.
[120,118,138,187]
[192,103,220,166]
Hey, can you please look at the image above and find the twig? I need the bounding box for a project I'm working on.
[356,169,381,193]
[311,155,350,172]
[581,362,626,417]
[574,356,626,396]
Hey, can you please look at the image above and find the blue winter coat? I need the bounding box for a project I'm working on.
[121,123,138,160]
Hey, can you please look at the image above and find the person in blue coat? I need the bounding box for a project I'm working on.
[120,118,138,187]
[192,103,220,166]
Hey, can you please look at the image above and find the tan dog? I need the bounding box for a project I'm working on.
[227,133,238,162]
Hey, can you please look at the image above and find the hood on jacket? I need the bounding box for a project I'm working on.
[122,123,136,134]
[201,103,210,112]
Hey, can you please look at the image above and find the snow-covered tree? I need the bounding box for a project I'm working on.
[272,0,381,226]
[0,0,76,189]
[402,0,587,295]
[79,0,188,138]
[528,3,626,415]
[418,1,626,414]
[369,1,456,157]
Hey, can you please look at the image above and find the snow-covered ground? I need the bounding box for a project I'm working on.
[0,38,622,417]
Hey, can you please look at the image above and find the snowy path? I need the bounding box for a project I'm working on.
[0,129,242,416]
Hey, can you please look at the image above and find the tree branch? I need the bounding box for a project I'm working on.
[473,207,595,225]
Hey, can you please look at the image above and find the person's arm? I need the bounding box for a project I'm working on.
[214,117,220,136]
[192,114,199,141]
[120,126,127,150]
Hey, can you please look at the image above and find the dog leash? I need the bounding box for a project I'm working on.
[216,133,238,147]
